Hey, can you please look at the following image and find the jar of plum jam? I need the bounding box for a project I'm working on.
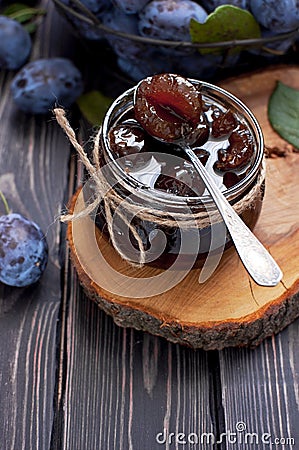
[90,75,265,270]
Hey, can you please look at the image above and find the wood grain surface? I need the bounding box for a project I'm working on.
[0,1,299,449]
[0,1,75,448]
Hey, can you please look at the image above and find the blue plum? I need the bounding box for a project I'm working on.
[103,9,147,59]
[250,0,299,32]
[56,0,112,40]
[112,0,149,14]
[67,14,106,40]
[117,56,150,81]
[200,0,249,13]
[81,0,112,13]
[116,49,171,80]
[11,57,84,114]
[0,213,48,287]
[174,53,224,79]
[248,27,296,56]
[138,0,208,42]
[0,15,32,70]
[70,0,112,14]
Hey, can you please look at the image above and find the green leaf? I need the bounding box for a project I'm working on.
[3,2,29,16]
[268,81,299,149]
[23,22,38,33]
[0,190,11,215]
[3,3,46,32]
[190,5,261,55]
[76,91,114,127]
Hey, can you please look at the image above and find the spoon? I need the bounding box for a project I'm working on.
[181,143,282,287]
[133,84,283,287]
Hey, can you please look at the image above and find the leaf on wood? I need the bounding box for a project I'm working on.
[76,91,113,127]
[190,5,261,55]
[268,81,299,150]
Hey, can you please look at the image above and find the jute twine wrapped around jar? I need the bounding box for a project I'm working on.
[55,108,266,266]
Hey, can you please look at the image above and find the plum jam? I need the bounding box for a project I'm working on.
[90,75,264,269]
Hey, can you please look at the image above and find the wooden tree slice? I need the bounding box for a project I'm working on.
[67,66,299,350]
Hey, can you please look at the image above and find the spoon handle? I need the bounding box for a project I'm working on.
[185,147,283,287]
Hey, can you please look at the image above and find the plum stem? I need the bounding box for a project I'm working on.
[0,190,11,215]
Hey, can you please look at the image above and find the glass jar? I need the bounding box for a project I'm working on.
[88,78,265,270]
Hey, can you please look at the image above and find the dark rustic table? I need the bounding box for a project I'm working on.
[0,1,299,449]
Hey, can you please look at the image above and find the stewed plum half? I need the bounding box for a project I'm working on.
[214,124,254,172]
[134,73,207,144]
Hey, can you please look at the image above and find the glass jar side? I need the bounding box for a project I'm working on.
[88,79,265,269]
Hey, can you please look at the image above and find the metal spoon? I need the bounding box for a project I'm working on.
[133,89,282,287]
[182,143,282,287]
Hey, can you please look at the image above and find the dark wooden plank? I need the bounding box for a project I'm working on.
[53,271,217,450]
[219,325,299,447]
[49,149,217,450]
[0,1,78,448]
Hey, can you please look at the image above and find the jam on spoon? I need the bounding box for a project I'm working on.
[134,73,209,146]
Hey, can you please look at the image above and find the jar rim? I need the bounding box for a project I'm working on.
[101,77,264,207]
